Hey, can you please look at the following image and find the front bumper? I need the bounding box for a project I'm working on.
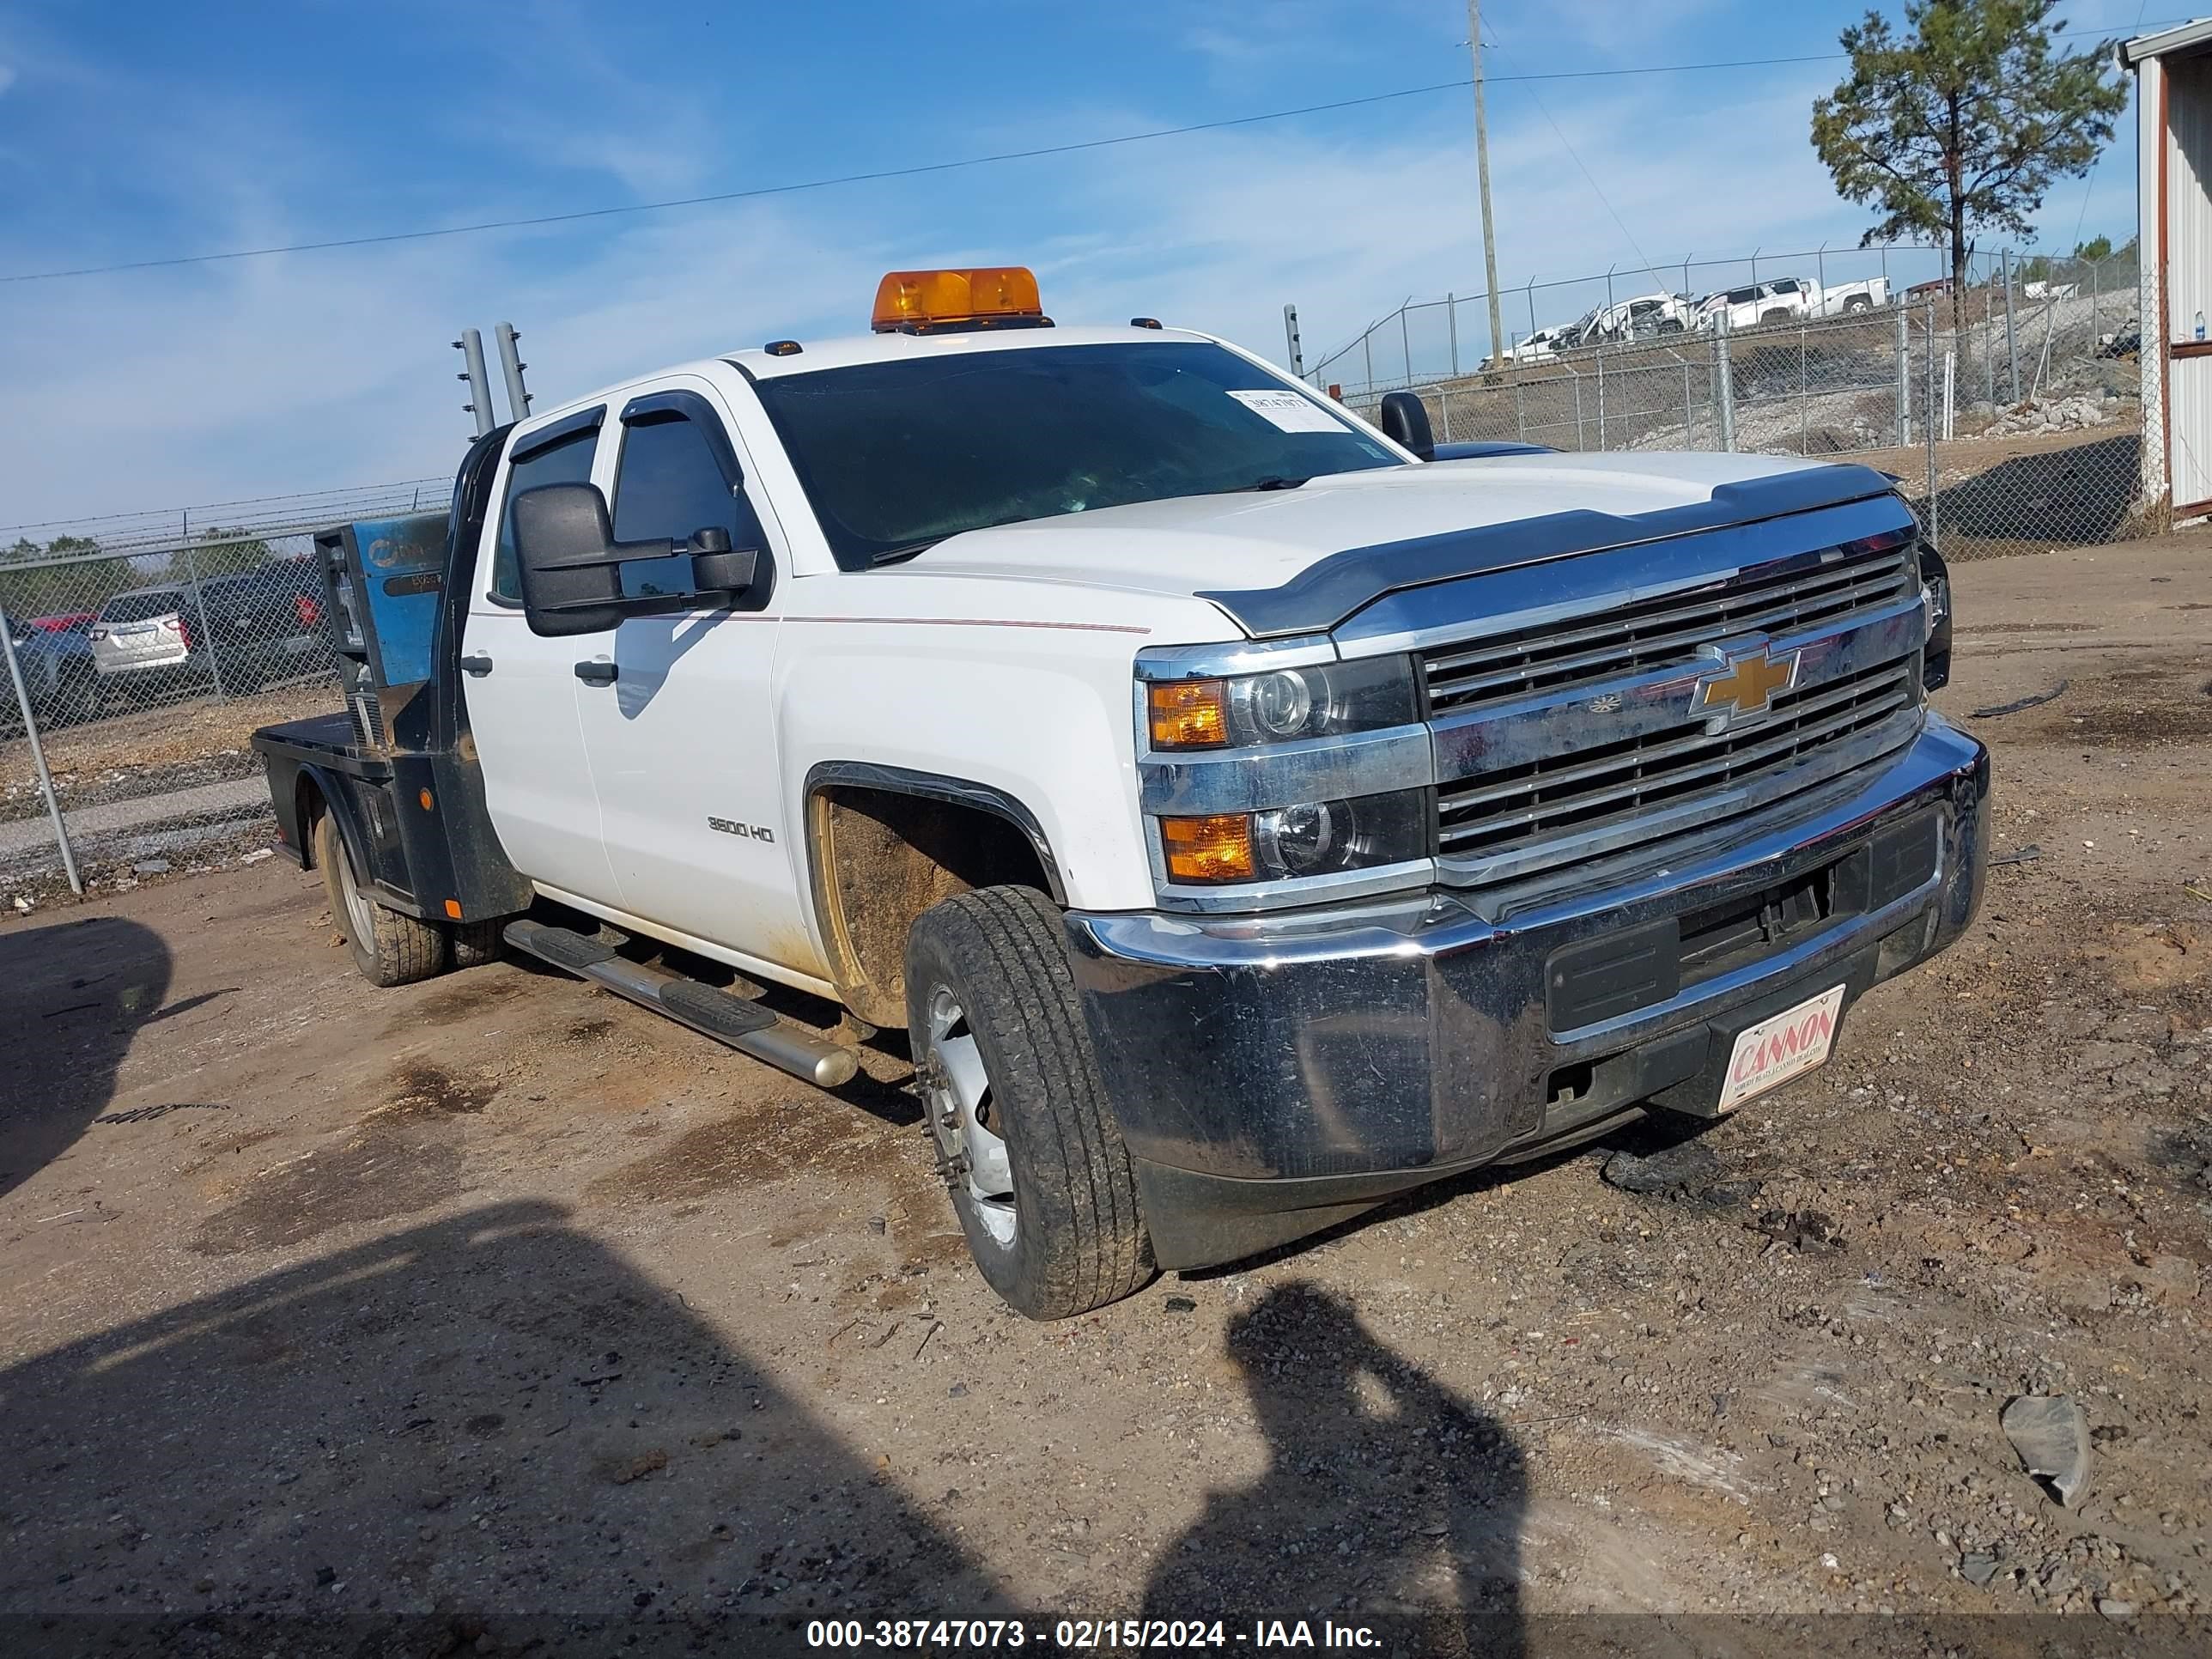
[1066,715,1990,1269]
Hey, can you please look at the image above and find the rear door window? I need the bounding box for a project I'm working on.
[489,418,603,602]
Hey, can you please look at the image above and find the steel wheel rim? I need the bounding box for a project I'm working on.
[332,831,377,945]
[926,987,1017,1247]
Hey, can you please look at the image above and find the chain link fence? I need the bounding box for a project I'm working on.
[1,479,448,734]
[0,481,447,897]
[1345,265,2144,568]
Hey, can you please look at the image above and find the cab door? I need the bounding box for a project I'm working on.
[570,380,817,978]
[458,406,623,904]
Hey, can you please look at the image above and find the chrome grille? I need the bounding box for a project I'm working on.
[1420,536,1916,718]
[1437,656,1919,862]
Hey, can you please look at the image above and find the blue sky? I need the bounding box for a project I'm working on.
[0,0,2162,528]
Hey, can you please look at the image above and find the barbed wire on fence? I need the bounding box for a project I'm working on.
[0,477,450,556]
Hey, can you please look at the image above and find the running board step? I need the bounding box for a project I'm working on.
[501,920,860,1089]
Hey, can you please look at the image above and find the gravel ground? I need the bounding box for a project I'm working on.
[0,680,329,820]
[0,538,2207,1657]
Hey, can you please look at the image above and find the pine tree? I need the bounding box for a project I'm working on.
[1812,0,2128,331]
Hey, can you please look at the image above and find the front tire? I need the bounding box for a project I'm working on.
[314,811,448,987]
[905,886,1153,1319]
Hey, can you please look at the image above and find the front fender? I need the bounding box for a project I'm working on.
[775,629,1153,915]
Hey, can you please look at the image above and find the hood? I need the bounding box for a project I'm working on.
[908,452,1901,637]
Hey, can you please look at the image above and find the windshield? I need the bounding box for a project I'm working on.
[750,341,1399,568]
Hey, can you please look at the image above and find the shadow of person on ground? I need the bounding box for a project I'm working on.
[1142,1282,1525,1656]
[0,914,172,1201]
[0,1200,1018,1656]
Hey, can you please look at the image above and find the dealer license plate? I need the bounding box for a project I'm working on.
[1717,984,1847,1112]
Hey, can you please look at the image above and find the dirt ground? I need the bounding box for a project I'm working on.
[2,540,2209,1656]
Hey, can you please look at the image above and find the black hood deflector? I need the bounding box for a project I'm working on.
[1197,462,1905,640]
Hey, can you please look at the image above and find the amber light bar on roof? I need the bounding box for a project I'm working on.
[872,266,1048,334]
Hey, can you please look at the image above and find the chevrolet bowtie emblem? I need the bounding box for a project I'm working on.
[1697,646,1799,719]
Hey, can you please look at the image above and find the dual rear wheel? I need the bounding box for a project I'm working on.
[313,811,499,987]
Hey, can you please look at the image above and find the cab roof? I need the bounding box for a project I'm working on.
[723,322,1214,379]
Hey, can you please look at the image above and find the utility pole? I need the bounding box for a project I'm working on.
[454,329,494,438]
[1282,304,1304,379]
[1468,0,1506,380]
[494,322,534,423]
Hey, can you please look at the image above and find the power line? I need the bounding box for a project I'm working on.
[3,20,2170,287]
[1479,22,1674,325]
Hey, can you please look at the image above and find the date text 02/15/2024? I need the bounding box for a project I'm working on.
[803,1618,1382,1649]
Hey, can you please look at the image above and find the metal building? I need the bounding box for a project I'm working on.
[2127,20,2212,520]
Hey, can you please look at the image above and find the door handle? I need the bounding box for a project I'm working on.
[459,653,494,677]
[574,660,618,685]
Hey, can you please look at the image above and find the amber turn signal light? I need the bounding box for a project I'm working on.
[1161,813,1255,884]
[1147,679,1228,749]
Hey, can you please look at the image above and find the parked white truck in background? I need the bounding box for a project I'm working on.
[255,265,1987,1320]
[1698,276,1892,331]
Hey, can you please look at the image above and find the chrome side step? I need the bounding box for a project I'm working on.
[501,920,860,1089]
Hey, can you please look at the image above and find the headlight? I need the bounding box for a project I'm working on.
[1160,787,1431,884]
[1145,655,1419,750]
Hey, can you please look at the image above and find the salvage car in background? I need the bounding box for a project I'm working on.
[88,585,201,706]
[1,613,100,732]
[198,560,334,693]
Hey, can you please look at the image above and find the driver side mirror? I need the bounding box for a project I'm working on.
[1377,391,1436,462]
[510,483,758,639]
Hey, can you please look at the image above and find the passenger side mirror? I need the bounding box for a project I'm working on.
[1378,390,1436,462]
[511,484,759,639]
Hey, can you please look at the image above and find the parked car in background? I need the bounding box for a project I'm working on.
[2,613,99,732]
[198,560,333,692]
[1563,292,1695,349]
[88,584,201,704]
[1480,324,1569,372]
[1697,277,1817,331]
[1810,276,1891,315]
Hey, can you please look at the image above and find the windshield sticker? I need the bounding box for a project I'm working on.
[1225,388,1347,434]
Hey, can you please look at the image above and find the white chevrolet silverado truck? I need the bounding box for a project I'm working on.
[252,265,1988,1319]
